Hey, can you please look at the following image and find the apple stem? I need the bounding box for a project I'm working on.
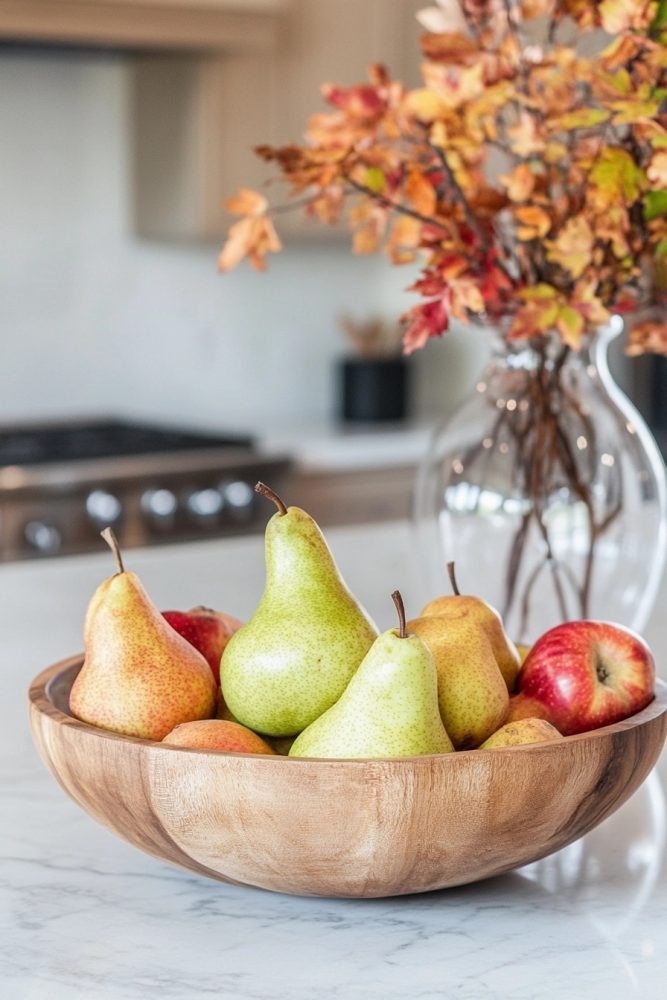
[391,590,407,639]
[101,527,124,574]
[447,561,461,596]
[255,481,287,516]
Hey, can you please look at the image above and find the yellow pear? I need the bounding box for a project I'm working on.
[70,529,217,740]
[480,718,563,750]
[419,563,521,692]
[516,643,532,666]
[405,618,509,749]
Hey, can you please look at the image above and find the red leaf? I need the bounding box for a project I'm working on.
[401,297,450,354]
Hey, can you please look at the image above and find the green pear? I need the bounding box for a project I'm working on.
[418,562,521,692]
[220,483,378,737]
[405,615,509,749]
[289,592,454,759]
[70,529,216,740]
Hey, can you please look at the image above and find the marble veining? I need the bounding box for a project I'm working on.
[1,523,666,999]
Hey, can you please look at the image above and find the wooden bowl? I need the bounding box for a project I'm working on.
[29,656,667,899]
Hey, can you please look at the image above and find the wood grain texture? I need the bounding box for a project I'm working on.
[0,1,284,51]
[29,656,667,898]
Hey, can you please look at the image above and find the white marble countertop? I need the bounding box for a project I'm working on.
[2,521,666,1000]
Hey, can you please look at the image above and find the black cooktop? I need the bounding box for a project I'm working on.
[0,420,254,466]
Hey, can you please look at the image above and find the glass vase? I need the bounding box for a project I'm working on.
[413,320,667,643]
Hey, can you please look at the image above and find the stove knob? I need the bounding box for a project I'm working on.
[141,488,178,525]
[222,480,255,519]
[24,520,62,555]
[186,487,224,522]
[86,489,123,528]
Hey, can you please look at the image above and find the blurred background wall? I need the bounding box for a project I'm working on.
[0,47,493,432]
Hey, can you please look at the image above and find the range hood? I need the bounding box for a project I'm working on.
[0,0,288,51]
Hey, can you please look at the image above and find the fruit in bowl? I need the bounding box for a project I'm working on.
[220,483,378,738]
[162,607,243,687]
[69,529,216,741]
[508,620,655,735]
[27,484,667,897]
[29,656,667,897]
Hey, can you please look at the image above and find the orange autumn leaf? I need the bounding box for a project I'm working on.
[448,277,485,318]
[405,169,437,216]
[308,185,346,225]
[218,0,667,355]
[546,216,594,278]
[507,112,545,157]
[647,151,667,187]
[351,205,387,254]
[224,188,269,217]
[422,61,486,108]
[599,0,656,33]
[403,87,447,123]
[514,205,552,240]
[508,299,560,340]
[386,215,423,264]
[626,321,667,356]
[218,215,282,272]
[500,164,535,202]
[419,31,480,65]
[571,281,609,326]
[594,205,631,258]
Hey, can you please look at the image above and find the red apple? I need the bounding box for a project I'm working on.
[514,620,655,736]
[162,606,243,686]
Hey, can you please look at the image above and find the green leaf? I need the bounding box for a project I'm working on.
[363,166,386,194]
[519,283,559,300]
[556,306,584,349]
[551,108,610,131]
[645,190,667,220]
[652,0,667,33]
[590,148,645,204]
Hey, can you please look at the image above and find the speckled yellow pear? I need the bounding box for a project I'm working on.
[220,483,378,737]
[480,718,563,750]
[407,591,510,749]
[419,563,521,692]
[289,592,454,759]
[69,529,216,740]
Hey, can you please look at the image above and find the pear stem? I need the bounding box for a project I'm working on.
[101,527,124,574]
[391,590,407,639]
[255,481,287,516]
[447,561,461,596]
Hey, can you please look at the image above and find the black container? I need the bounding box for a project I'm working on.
[339,357,409,423]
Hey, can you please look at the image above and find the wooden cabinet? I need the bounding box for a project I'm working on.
[0,0,425,240]
[285,464,417,528]
[133,0,425,239]
[0,1,287,50]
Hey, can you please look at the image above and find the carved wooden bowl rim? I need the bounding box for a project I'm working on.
[29,655,667,762]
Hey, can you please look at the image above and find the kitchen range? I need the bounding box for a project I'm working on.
[0,418,290,560]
